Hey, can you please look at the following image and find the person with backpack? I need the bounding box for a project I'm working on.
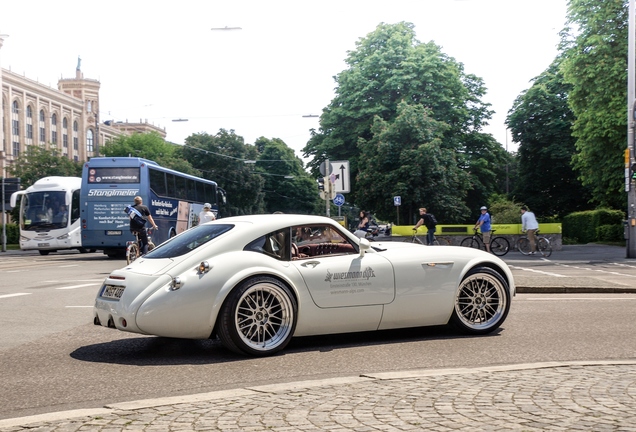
[127,196,158,255]
[413,207,437,245]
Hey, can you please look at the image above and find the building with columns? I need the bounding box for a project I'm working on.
[1,54,166,178]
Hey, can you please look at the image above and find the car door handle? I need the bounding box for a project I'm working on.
[301,261,321,268]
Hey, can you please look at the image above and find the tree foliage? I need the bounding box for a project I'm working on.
[254,137,321,214]
[507,59,592,218]
[182,130,265,216]
[559,0,628,209]
[8,146,82,187]
[303,21,507,222]
[356,101,470,223]
[102,132,199,175]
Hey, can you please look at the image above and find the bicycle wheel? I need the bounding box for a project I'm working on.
[490,237,510,256]
[517,237,530,255]
[126,243,140,265]
[435,236,451,246]
[404,236,424,245]
[537,237,552,257]
[460,237,481,249]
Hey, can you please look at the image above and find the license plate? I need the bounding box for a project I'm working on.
[106,230,122,236]
[101,285,125,299]
[38,243,50,247]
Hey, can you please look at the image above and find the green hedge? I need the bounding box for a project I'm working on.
[563,209,624,243]
[0,224,19,244]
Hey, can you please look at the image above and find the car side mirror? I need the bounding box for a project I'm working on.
[359,238,371,257]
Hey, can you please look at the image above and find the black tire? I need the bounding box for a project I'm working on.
[490,237,510,256]
[39,250,50,256]
[538,237,552,257]
[126,244,139,265]
[79,248,88,253]
[218,276,297,356]
[460,237,480,249]
[450,266,511,334]
[517,237,530,255]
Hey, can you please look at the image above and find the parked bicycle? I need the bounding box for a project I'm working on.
[516,229,552,257]
[126,228,156,265]
[404,229,450,246]
[460,228,509,256]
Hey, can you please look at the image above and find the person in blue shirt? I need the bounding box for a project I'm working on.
[474,206,492,253]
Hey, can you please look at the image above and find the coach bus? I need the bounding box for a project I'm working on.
[10,176,90,255]
[80,157,225,257]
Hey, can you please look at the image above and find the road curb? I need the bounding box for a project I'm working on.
[516,286,636,293]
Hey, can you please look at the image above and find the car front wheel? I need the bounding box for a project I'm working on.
[450,267,511,334]
[218,276,297,356]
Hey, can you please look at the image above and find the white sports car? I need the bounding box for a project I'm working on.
[94,214,515,356]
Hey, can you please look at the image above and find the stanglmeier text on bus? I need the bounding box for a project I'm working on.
[80,157,226,258]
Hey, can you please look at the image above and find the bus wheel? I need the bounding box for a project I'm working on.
[39,250,50,256]
[79,248,88,253]
[169,229,177,238]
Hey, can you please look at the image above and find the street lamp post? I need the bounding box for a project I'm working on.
[628,0,636,258]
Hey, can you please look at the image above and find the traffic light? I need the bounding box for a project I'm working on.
[318,177,325,191]
[631,163,636,181]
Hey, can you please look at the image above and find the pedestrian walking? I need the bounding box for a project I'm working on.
[475,206,492,253]
[413,207,438,245]
[521,205,539,255]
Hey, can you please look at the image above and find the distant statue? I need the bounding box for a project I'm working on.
[76,56,81,70]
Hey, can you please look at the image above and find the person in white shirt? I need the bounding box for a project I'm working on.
[521,205,540,254]
[199,203,216,225]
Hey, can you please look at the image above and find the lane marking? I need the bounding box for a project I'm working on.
[554,262,636,278]
[520,297,636,301]
[56,283,101,290]
[0,293,32,299]
[508,265,567,277]
[59,265,79,268]
[45,279,103,283]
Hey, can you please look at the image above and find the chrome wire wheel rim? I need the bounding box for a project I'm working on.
[235,282,294,352]
[455,273,507,331]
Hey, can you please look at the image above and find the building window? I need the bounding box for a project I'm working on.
[86,129,94,153]
[26,106,33,143]
[62,117,68,149]
[13,141,20,157]
[51,113,58,145]
[11,101,19,136]
[39,110,46,143]
[73,121,79,150]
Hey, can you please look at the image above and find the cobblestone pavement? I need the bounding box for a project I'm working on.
[2,361,636,431]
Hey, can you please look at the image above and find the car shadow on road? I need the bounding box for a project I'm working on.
[70,325,504,366]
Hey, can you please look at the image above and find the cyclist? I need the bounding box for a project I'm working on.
[474,206,492,253]
[129,196,158,255]
[413,207,437,245]
[521,205,539,255]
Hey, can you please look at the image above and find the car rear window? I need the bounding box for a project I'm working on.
[144,224,234,258]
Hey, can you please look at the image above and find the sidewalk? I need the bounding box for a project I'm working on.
[1,360,635,431]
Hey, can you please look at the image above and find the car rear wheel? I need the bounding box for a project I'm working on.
[218,276,297,356]
[450,267,510,335]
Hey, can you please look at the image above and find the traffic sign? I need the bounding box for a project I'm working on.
[333,193,345,206]
[329,160,350,193]
[394,196,401,206]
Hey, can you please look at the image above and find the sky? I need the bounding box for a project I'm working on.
[1,0,568,160]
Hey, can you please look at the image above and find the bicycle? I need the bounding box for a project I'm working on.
[516,229,552,257]
[460,228,510,256]
[126,228,156,265]
[403,229,450,246]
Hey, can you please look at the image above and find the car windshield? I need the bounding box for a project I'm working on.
[144,224,234,258]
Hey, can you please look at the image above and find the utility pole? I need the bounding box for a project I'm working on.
[628,0,636,257]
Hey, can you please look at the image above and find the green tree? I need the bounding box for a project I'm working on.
[303,21,505,218]
[559,0,628,209]
[356,101,470,223]
[102,132,199,175]
[507,59,592,218]
[8,146,82,187]
[182,130,265,216]
[254,137,321,214]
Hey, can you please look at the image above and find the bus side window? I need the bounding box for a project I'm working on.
[149,168,167,197]
[71,189,81,224]
[166,173,176,198]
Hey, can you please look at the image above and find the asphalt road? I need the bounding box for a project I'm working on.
[0,244,635,421]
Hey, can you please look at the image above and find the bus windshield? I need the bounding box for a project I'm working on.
[21,191,69,230]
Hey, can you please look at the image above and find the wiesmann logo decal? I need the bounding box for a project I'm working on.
[324,267,376,283]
